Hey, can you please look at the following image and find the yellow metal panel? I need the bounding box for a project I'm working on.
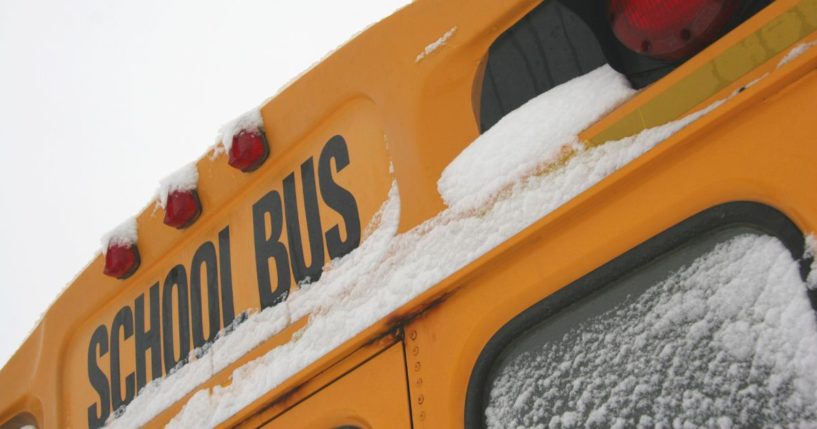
[405,60,817,428]
[258,343,410,429]
[3,0,817,427]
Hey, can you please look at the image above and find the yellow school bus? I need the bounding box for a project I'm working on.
[4,0,817,427]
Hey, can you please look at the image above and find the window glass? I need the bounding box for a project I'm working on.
[479,0,606,132]
[477,0,773,133]
[485,228,817,427]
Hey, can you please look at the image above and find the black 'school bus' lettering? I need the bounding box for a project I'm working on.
[162,264,190,373]
[284,158,325,284]
[190,241,220,348]
[251,135,362,310]
[134,283,162,390]
[86,135,362,427]
[218,226,236,326]
[319,135,361,259]
[87,227,236,428]
[87,325,110,429]
[253,190,292,308]
[110,306,135,412]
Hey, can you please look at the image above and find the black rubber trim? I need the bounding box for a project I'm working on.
[464,201,814,428]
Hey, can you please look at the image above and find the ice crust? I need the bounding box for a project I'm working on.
[100,217,138,252]
[438,65,635,212]
[485,234,817,428]
[107,67,746,428]
[415,26,457,62]
[155,162,199,209]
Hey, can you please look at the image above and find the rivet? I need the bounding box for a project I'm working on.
[414,362,421,372]
[409,330,418,340]
[418,394,425,405]
[412,346,420,356]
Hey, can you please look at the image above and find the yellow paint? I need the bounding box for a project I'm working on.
[2,0,817,427]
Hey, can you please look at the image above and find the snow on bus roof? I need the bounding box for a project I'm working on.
[215,108,264,155]
[105,65,770,428]
[100,217,138,253]
[155,162,199,209]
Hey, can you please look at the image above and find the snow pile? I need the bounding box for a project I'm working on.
[105,182,401,428]
[109,66,744,427]
[485,234,817,428]
[155,163,199,209]
[415,27,457,62]
[100,218,138,252]
[215,108,264,155]
[778,40,817,68]
[438,65,635,211]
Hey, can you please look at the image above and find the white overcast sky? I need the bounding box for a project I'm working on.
[0,0,410,368]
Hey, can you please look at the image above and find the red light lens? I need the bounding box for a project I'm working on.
[228,129,269,172]
[163,190,202,229]
[104,244,140,279]
[608,0,739,61]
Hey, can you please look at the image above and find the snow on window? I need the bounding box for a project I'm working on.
[100,217,138,252]
[485,233,817,428]
[109,66,749,427]
[438,65,635,212]
[804,234,817,290]
[415,26,457,63]
[155,162,199,209]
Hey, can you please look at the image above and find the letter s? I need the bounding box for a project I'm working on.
[319,135,361,259]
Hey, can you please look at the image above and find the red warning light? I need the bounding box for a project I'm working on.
[163,190,202,229]
[608,0,739,61]
[104,244,140,279]
[228,129,269,172]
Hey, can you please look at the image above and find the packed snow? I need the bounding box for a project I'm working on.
[485,234,817,428]
[778,40,817,68]
[214,108,264,155]
[100,218,138,252]
[415,27,457,62]
[438,65,635,211]
[155,162,199,209]
[106,66,754,427]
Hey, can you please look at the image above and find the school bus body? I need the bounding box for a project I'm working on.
[3,0,817,427]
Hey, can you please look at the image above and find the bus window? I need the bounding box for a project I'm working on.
[466,203,817,428]
[476,0,773,132]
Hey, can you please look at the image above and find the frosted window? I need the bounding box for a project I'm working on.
[485,230,817,428]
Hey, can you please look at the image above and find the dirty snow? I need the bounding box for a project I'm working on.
[485,234,817,428]
[415,27,457,62]
[438,65,635,211]
[215,108,264,156]
[778,41,817,68]
[155,162,199,209]
[100,217,138,252]
[108,66,747,427]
